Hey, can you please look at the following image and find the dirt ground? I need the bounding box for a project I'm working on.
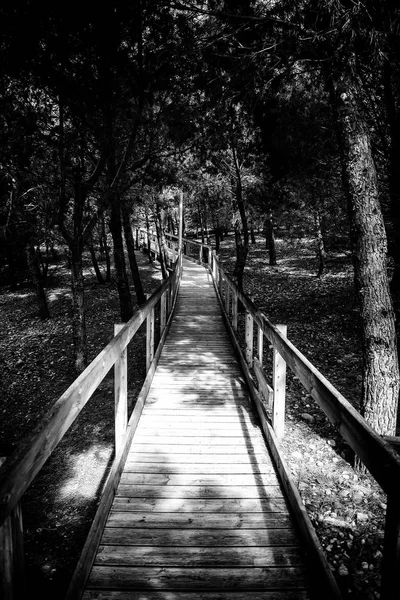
[0,235,391,599]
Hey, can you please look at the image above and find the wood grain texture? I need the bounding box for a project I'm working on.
[83,260,311,599]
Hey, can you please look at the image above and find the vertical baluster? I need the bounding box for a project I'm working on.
[114,324,128,455]
[146,301,155,372]
[245,306,254,367]
[160,291,167,334]
[225,281,230,316]
[272,324,287,439]
[0,458,25,600]
[257,322,264,366]
[232,287,238,332]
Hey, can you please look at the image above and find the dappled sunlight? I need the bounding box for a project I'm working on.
[1,291,33,300]
[47,287,71,303]
[57,443,113,502]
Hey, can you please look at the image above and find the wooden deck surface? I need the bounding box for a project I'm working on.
[82,259,311,600]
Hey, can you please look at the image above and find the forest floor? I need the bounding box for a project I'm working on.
[0,234,390,599]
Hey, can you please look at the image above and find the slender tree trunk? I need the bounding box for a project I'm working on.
[198,203,205,243]
[314,210,326,278]
[334,71,400,436]
[69,244,87,373]
[154,204,168,279]
[88,244,105,284]
[26,245,50,319]
[264,214,277,266]
[231,145,249,291]
[122,205,146,305]
[215,228,221,253]
[135,227,139,249]
[168,215,175,235]
[145,210,153,262]
[233,222,247,292]
[42,241,50,281]
[109,199,133,322]
[101,216,111,282]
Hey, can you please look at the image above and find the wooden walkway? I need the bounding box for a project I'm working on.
[82,259,311,600]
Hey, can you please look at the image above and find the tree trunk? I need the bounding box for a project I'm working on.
[233,221,247,292]
[215,228,221,253]
[264,215,277,266]
[145,211,153,262]
[69,245,87,373]
[26,245,50,320]
[109,199,133,322]
[168,215,175,235]
[314,210,326,278]
[101,216,111,282]
[231,145,249,291]
[122,205,146,305]
[88,244,105,284]
[334,71,400,436]
[155,204,168,279]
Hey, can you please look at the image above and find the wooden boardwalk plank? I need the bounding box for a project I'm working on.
[82,592,310,600]
[84,259,311,599]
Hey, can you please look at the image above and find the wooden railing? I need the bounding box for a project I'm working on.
[0,254,183,600]
[177,235,400,600]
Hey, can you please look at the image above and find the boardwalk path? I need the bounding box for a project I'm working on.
[83,259,311,599]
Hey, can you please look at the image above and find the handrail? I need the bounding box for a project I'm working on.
[0,251,182,598]
[185,237,400,600]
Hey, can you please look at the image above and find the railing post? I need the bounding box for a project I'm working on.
[146,297,155,373]
[160,290,167,334]
[381,491,400,600]
[245,303,254,367]
[225,281,230,316]
[272,324,287,439]
[0,456,25,600]
[199,244,203,263]
[114,324,128,456]
[232,287,238,332]
[257,322,264,366]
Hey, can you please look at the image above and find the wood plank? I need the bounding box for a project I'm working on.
[128,444,273,455]
[125,452,273,464]
[94,545,304,566]
[106,512,292,529]
[115,485,284,499]
[82,591,311,600]
[134,428,265,438]
[123,463,276,474]
[138,414,260,424]
[101,528,298,547]
[130,436,267,447]
[119,473,280,487]
[86,566,307,590]
[111,497,288,512]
